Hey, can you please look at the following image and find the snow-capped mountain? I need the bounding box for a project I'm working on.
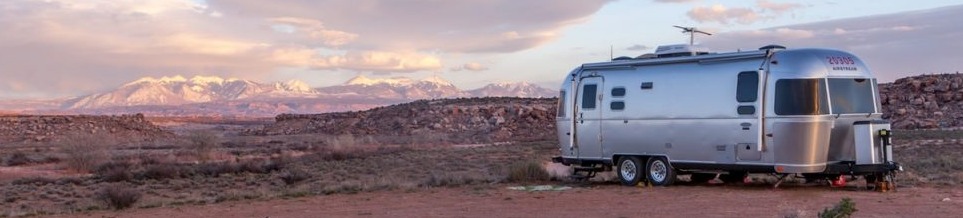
[317,75,468,99]
[468,82,556,98]
[25,74,557,116]
[64,75,317,109]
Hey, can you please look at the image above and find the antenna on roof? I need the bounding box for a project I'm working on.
[673,25,712,46]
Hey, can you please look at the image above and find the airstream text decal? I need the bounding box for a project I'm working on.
[826,56,857,71]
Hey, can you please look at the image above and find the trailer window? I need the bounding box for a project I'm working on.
[611,87,626,97]
[556,91,566,117]
[872,79,882,112]
[828,78,877,114]
[775,79,829,115]
[737,71,758,102]
[610,101,625,111]
[581,84,597,109]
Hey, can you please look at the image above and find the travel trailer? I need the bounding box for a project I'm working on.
[552,43,901,189]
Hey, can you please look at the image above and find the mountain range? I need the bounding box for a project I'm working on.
[0,75,556,117]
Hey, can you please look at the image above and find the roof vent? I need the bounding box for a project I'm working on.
[654,44,710,58]
[758,44,787,51]
[612,56,634,61]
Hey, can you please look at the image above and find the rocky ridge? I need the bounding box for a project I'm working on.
[880,73,963,129]
[0,114,173,143]
[248,97,558,144]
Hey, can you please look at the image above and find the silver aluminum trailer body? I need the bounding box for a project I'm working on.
[553,46,900,186]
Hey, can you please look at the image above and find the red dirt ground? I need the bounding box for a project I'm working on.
[51,184,962,218]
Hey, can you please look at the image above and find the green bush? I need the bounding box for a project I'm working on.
[819,198,857,218]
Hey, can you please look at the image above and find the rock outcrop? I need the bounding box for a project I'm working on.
[0,114,173,143]
[247,97,558,144]
[880,73,963,129]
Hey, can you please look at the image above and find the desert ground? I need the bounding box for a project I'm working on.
[1,113,962,217]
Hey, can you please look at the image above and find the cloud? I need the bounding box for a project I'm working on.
[718,28,814,40]
[269,17,358,47]
[653,0,697,3]
[687,4,760,25]
[207,0,612,53]
[686,1,804,25]
[756,0,802,13]
[0,0,276,97]
[626,44,652,51]
[703,4,963,82]
[0,0,613,98]
[450,62,489,72]
[271,48,442,72]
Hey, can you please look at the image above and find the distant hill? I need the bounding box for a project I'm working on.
[247,97,558,144]
[0,75,556,117]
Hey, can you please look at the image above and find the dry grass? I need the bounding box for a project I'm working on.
[3,152,31,166]
[505,160,551,183]
[892,136,963,186]
[60,134,109,173]
[187,131,219,162]
[894,130,963,140]
[0,137,554,215]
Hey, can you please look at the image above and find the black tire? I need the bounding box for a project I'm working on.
[720,171,747,184]
[690,173,716,183]
[617,156,644,186]
[646,157,675,186]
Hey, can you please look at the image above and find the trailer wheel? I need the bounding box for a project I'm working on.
[646,157,675,186]
[617,156,644,186]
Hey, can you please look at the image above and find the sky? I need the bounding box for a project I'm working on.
[0,0,961,99]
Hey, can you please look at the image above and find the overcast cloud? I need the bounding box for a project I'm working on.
[0,0,611,98]
[703,4,963,82]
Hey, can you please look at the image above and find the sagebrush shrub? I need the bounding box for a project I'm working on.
[506,160,551,182]
[61,134,107,173]
[188,131,219,162]
[96,184,142,210]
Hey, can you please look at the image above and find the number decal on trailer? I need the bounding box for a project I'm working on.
[826,56,858,71]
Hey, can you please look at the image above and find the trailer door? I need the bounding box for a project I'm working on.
[575,76,603,159]
[735,71,764,161]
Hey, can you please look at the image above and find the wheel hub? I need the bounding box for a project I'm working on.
[620,160,637,181]
[650,160,666,182]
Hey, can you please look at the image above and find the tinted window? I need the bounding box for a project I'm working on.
[775,79,829,115]
[737,106,755,115]
[737,71,759,102]
[610,101,625,110]
[581,84,597,109]
[611,87,626,97]
[640,82,653,89]
[828,78,877,114]
[556,90,566,117]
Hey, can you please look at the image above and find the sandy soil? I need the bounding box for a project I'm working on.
[51,184,962,218]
